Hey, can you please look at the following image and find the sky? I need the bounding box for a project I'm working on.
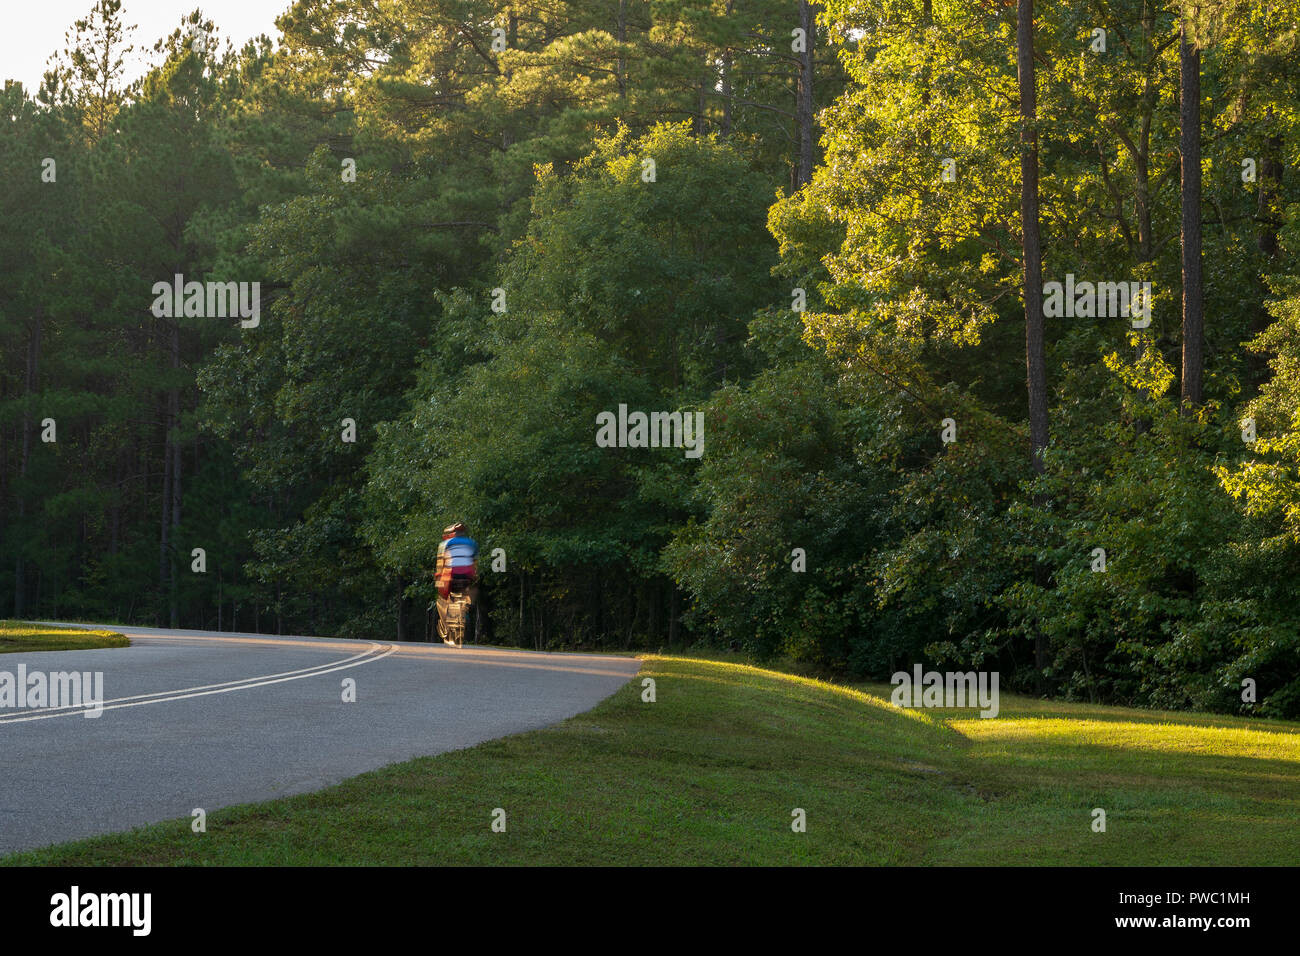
[1,0,291,92]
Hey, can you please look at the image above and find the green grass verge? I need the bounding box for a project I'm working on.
[0,621,130,654]
[4,655,1297,865]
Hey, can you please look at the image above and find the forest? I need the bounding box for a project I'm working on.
[3,0,1299,717]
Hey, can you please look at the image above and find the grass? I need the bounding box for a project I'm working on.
[4,654,1297,865]
[0,621,130,654]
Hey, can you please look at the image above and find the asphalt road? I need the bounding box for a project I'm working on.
[0,624,640,855]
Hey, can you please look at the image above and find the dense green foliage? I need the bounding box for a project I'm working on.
[3,0,1299,716]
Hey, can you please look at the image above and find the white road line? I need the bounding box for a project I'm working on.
[0,643,397,725]
[1,642,382,718]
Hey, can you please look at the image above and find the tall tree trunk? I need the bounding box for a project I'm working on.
[616,0,627,103]
[1018,2,1047,475]
[502,10,519,151]
[1180,21,1203,410]
[1248,128,1283,386]
[1135,7,1157,262]
[795,1,816,188]
[397,578,406,642]
[919,0,932,146]
[720,50,733,138]
[1257,131,1282,259]
[14,311,42,617]
[648,581,658,643]
[1018,0,1049,676]
[668,586,680,649]
[158,400,172,627]
[168,324,182,627]
[695,76,707,136]
[1133,8,1158,434]
[718,1,734,139]
[109,454,122,555]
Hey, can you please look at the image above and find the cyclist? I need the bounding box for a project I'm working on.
[434,522,478,643]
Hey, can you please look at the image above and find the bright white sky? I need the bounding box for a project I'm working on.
[1,0,291,92]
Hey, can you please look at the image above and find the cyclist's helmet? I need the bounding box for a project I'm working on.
[443,522,467,538]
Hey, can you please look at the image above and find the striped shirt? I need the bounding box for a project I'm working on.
[439,536,478,576]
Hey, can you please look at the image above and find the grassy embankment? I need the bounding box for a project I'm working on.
[5,651,1296,865]
[0,621,129,654]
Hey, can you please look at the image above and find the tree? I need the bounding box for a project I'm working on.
[364,122,780,647]
[1180,7,1203,409]
[1018,0,1047,474]
[55,0,137,144]
[795,1,817,187]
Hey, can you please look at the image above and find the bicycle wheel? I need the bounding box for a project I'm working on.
[451,594,467,646]
[436,595,450,643]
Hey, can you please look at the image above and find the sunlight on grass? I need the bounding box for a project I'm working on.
[0,621,129,653]
[951,717,1300,762]
[659,657,946,727]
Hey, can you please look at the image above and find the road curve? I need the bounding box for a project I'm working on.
[0,624,640,855]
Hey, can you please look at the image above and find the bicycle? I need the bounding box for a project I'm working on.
[435,587,473,647]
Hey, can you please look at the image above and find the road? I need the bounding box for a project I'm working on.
[0,624,640,855]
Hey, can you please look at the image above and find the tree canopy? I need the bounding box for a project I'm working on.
[4,0,1300,716]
